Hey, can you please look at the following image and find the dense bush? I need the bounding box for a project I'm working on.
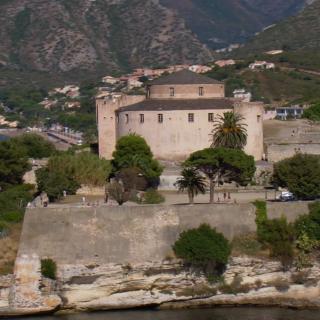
[142,189,165,204]
[173,224,231,276]
[273,154,320,200]
[41,259,57,280]
[112,134,163,184]
[295,202,320,240]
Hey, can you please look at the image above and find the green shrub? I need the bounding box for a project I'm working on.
[41,259,57,280]
[173,224,231,277]
[253,200,268,241]
[294,202,320,240]
[143,189,165,204]
[257,216,295,267]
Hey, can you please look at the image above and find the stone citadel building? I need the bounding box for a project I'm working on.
[96,70,264,161]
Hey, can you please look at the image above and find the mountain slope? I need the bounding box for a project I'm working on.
[234,0,320,54]
[0,0,211,75]
[160,0,308,48]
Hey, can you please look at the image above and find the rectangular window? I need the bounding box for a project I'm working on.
[170,87,175,97]
[188,113,194,123]
[158,114,163,123]
[208,113,214,122]
[125,114,129,123]
[199,87,204,96]
[140,114,144,123]
[257,115,261,123]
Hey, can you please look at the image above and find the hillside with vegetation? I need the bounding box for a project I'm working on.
[235,0,320,55]
[0,0,211,79]
[206,54,320,105]
[161,0,307,49]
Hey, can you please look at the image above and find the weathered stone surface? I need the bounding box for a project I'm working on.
[56,257,320,312]
[0,255,61,316]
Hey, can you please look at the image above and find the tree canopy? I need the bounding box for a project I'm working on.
[11,133,56,159]
[0,140,30,189]
[36,152,112,201]
[112,134,163,181]
[273,153,320,200]
[185,147,255,203]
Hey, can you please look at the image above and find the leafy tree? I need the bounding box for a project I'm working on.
[185,148,255,203]
[211,112,247,149]
[36,168,80,201]
[112,134,163,183]
[273,154,320,200]
[11,133,56,159]
[0,140,30,189]
[173,224,231,276]
[174,167,207,204]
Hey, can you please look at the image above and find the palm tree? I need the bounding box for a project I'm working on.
[174,167,207,204]
[211,112,248,149]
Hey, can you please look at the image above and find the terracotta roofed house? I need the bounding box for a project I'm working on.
[96,69,264,161]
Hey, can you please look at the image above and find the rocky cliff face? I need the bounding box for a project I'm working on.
[0,0,211,75]
[1,255,320,316]
[0,0,311,77]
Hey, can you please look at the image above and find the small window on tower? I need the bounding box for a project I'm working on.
[140,114,144,123]
[158,114,163,123]
[188,113,194,123]
[257,115,261,123]
[125,114,129,123]
[199,87,204,96]
[208,113,214,122]
[170,87,175,97]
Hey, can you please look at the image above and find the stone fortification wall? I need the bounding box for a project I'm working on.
[267,202,310,222]
[267,143,320,163]
[96,94,145,159]
[19,204,256,265]
[18,202,310,266]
